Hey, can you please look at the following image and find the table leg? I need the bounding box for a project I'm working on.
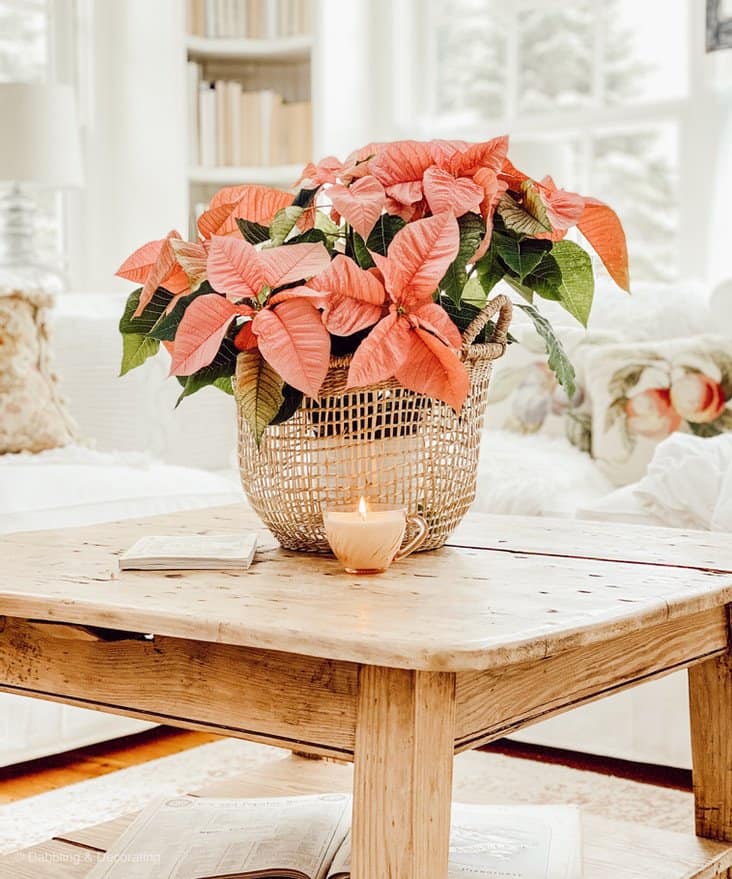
[689,652,732,841]
[351,665,456,879]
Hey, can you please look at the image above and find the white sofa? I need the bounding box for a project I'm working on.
[0,293,244,768]
[0,283,727,769]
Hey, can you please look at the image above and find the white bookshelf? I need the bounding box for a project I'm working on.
[188,163,304,185]
[185,3,315,234]
[186,34,312,61]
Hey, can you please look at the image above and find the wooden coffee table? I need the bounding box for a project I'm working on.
[1,505,732,879]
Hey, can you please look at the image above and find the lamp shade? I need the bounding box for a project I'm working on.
[0,83,83,187]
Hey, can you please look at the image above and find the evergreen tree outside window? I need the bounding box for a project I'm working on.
[410,0,690,283]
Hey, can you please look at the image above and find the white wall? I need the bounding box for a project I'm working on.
[71,0,188,292]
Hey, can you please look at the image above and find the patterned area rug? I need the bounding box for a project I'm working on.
[0,739,694,854]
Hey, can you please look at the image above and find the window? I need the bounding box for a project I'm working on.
[400,0,695,283]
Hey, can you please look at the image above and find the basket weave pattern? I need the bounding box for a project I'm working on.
[236,295,512,552]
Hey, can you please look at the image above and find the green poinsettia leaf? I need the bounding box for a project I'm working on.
[213,375,234,395]
[503,274,535,303]
[440,212,485,306]
[148,288,209,341]
[285,228,328,246]
[176,338,238,406]
[236,218,270,245]
[550,240,595,327]
[314,210,341,246]
[474,243,506,299]
[439,296,489,343]
[494,231,552,281]
[293,186,319,209]
[120,333,159,376]
[268,205,304,247]
[351,231,375,269]
[461,275,487,309]
[438,295,517,346]
[497,191,551,236]
[119,287,172,335]
[520,253,563,302]
[516,302,577,398]
[271,382,304,425]
[235,349,285,446]
[366,214,406,256]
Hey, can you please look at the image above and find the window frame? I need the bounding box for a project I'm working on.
[391,0,717,282]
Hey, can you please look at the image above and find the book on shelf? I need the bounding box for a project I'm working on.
[118,534,257,571]
[188,0,312,39]
[86,793,583,879]
[193,73,312,167]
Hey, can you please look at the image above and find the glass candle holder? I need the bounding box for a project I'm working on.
[323,498,428,574]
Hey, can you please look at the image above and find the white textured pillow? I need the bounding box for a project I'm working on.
[535,279,713,341]
[576,484,665,526]
[473,430,613,517]
[712,465,732,531]
[632,433,732,530]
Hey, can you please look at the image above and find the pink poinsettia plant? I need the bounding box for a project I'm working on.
[117,136,629,442]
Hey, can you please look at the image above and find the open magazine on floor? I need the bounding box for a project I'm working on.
[87,793,582,879]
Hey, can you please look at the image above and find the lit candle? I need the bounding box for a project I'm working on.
[323,498,428,574]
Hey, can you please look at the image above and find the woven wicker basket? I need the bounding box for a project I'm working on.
[235,294,512,553]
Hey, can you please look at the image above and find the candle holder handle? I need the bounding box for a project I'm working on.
[394,515,428,561]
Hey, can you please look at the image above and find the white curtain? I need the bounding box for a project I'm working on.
[72,0,188,292]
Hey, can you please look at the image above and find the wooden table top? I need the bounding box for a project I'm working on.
[1,505,731,671]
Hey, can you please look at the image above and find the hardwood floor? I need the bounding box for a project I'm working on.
[0,727,692,805]
[0,727,219,805]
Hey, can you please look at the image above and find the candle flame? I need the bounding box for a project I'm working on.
[358,496,368,518]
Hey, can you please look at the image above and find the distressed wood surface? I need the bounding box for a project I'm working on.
[0,618,358,756]
[1,506,731,671]
[4,755,732,879]
[450,513,732,572]
[690,652,732,841]
[351,667,455,879]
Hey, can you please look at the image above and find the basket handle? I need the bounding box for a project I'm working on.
[461,294,513,352]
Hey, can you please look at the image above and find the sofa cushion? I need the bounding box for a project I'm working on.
[473,430,613,517]
[0,445,243,534]
[0,287,78,454]
[51,294,237,471]
[585,335,732,486]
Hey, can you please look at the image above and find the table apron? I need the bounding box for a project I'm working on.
[455,605,729,751]
[0,606,727,760]
[0,617,359,759]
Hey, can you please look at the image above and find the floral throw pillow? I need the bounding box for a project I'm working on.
[484,324,618,453]
[585,335,732,486]
[0,287,78,454]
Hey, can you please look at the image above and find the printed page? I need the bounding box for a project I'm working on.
[86,794,352,879]
[326,803,582,879]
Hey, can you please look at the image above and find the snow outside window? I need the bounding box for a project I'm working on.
[401,0,693,283]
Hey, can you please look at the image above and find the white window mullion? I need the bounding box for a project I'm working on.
[593,3,605,108]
